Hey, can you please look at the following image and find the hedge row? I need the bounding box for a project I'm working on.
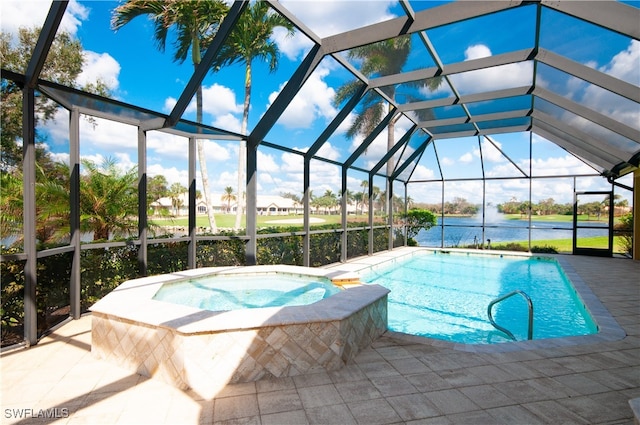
[1,224,398,346]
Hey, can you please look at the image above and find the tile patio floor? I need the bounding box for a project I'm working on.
[1,253,638,424]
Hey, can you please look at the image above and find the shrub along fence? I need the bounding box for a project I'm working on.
[1,222,396,348]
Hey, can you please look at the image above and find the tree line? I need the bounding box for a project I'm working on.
[497,196,630,219]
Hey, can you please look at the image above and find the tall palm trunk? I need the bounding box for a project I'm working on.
[234,62,251,230]
[386,100,397,216]
[193,38,217,232]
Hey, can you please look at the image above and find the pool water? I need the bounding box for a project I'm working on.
[153,273,341,311]
[361,252,597,344]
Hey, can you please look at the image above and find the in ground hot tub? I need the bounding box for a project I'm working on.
[90,265,388,397]
[152,271,342,311]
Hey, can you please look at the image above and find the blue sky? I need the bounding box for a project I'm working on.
[1,0,637,206]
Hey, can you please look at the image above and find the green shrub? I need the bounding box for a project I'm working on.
[531,245,559,254]
[614,213,633,255]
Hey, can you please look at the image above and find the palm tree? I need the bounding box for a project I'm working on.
[168,182,186,216]
[406,196,414,210]
[80,159,139,241]
[221,186,236,213]
[334,35,442,212]
[359,180,368,215]
[0,169,67,245]
[1,159,144,246]
[208,2,295,230]
[111,0,228,233]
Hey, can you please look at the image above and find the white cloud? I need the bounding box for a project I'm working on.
[465,44,492,60]
[279,0,396,38]
[272,27,313,61]
[212,113,242,134]
[449,44,532,94]
[441,157,454,166]
[599,39,640,85]
[202,84,243,116]
[164,83,243,119]
[459,152,473,163]
[45,115,137,153]
[268,65,338,129]
[257,150,280,174]
[529,155,595,176]
[410,164,435,180]
[1,0,88,41]
[576,40,640,129]
[147,163,188,187]
[280,151,304,173]
[316,142,341,162]
[77,51,121,91]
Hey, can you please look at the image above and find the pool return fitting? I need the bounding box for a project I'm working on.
[487,290,534,341]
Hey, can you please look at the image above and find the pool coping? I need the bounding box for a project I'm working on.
[89,264,390,334]
[322,246,627,353]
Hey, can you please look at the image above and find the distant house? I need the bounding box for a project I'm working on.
[150,193,303,216]
[257,195,302,215]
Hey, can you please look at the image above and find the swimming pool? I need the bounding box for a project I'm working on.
[361,251,598,344]
[153,273,341,311]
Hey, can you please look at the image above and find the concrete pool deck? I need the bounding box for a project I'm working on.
[1,249,638,424]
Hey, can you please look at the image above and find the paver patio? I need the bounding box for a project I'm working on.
[1,254,638,424]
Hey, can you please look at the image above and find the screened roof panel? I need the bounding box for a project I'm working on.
[535,138,605,177]
[539,5,640,86]
[336,32,437,78]
[535,63,640,131]
[407,1,453,14]
[476,117,531,132]
[378,76,446,105]
[466,95,532,117]
[534,98,639,157]
[425,4,537,65]
[263,55,350,153]
[394,129,430,177]
[428,122,476,136]
[3,0,638,191]
[415,104,467,124]
[448,62,534,96]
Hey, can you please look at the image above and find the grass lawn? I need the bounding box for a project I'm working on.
[150,214,349,228]
[504,214,610,223]
[500,236,627,253]
[151,214,629,255]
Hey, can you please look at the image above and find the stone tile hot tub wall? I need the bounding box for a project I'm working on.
[90,266,389,398]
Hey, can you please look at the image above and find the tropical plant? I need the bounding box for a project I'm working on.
[359,180,368,214]
[168,182,187,216]
[208,1,295,230]
[79,158,139,241]
[221,186,236,213]
[112,0,229,233]
[399,208,437,246]
[148,175,169,210]
[614,212,633,255]
[0,172,23,243]
[281,192,301,213]
[1,162,71,246]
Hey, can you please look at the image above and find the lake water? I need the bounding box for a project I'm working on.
[3,213,607,249]
[416,214,607,248]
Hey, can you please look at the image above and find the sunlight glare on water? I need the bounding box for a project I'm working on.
[153,274,340,311]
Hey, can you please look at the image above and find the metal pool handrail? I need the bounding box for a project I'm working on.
[487,290,533,341]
